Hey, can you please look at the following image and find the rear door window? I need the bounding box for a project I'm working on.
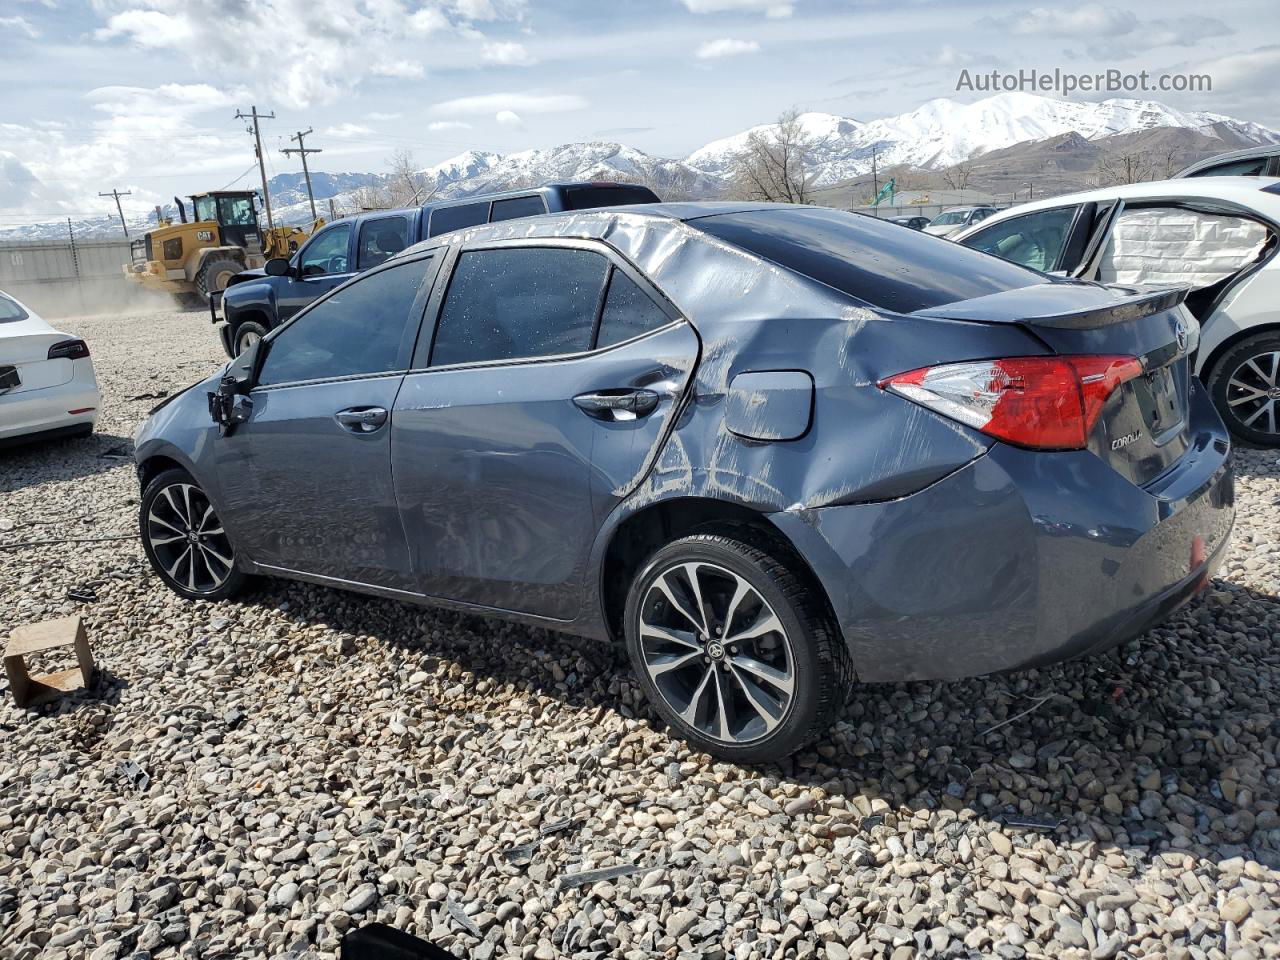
[596,271,670,347]
[357,216,412,269]
[1189,158,1269,177]
[429,203,489,237]
[430,247,609,366]
[489,195,547,222]
[694,206,1043,313]
[960,206,1080,272]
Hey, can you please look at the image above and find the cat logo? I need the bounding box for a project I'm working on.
[1111,431,1140,450]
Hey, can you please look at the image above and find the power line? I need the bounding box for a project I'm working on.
[281,128,323,223]
[97,188,131,238]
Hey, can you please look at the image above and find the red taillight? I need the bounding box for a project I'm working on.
[48,339,90,360]
[879,355,1143,450]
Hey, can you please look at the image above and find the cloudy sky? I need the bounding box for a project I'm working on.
[1,0,1276,226]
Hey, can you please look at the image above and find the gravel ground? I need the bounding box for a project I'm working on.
[2,309,1279,960]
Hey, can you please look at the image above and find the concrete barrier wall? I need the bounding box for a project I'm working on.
[0,239,173,318]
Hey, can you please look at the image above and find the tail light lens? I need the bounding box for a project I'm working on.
[48,339,91,360]
[879,355,1143,450]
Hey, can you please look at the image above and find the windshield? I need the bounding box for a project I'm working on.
[930,210,969,226]
[193,195,217,222]
[0,293,28,322]
[218,196,256,226]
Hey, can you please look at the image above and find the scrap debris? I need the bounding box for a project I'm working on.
[556,861,645,890]
[446,896,481,938]
[3,615,96,707]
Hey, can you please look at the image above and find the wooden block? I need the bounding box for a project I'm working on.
[4,615,94,708]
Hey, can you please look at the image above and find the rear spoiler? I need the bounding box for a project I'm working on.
[913,281,1189,330]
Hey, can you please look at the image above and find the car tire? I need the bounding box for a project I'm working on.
[623,530,851,763]
[1206,332,1280,447]
[233,321,268,356]
[140,467,246,601]
[195,258,242,303]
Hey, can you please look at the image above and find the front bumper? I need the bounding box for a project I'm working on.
[771,385,1235,682]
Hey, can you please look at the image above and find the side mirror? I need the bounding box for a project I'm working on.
[264,257,292,277]
[208,338,263,434]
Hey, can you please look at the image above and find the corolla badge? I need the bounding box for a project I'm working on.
[1111,431,1140,451]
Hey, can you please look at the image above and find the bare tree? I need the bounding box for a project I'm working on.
[612,165,713,201]
[348,149,441,210]
[729,109,825,204]
[940,160,974,191]
[1093,150,1158,186]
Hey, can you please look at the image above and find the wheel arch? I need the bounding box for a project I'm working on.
[1198,320,1280,384]
[596,495,840,649]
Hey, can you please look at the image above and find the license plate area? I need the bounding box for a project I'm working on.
[0,365,20,393]
[1133,365,1185,442]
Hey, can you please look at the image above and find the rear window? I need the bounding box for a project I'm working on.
[490,195,547,222]
[0,293,28,322]
[692,207,1043,313]
[429,202,489,237]
[562,185,660,210]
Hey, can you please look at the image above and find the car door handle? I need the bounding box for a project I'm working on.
[335,406,388,433]
[573,389,660,421]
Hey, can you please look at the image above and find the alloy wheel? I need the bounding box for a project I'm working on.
[637,560,795,744]
[1225,350,1280,437]
[145,482,235,595]
[237,329,262,354]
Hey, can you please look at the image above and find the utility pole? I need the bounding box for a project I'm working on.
[235,105,276,232]
[281,128,322,224]
[98,188,132,237]
[870,149,879,217]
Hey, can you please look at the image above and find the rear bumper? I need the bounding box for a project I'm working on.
[771,383,1235,682]
[0,386,100,443]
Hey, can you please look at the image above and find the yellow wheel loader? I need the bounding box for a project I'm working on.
[122,191,319,307]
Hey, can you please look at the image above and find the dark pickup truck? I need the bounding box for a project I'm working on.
[211,181,661,356]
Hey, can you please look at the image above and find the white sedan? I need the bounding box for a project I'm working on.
[0,290,100,446]
[954,177,1280,446]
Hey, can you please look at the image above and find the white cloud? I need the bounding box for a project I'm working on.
[482,40,534,65]
[681,0,794,18]
[982,4,1137,38]
[368,111,402,121]
[0,15,40,38]
[87,0,526,108]
[371,59,425,78]
[324,123,373,138]
[427,120,473,131]
[430,91,588,116]
[695,38,760,59]
[494,109,523,127]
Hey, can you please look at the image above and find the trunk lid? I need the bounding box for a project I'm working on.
[1,319,76,393]
[915,281,1197,486]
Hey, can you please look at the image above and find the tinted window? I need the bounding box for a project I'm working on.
[194,196,216,221]
[693,207,1042,313]
[961,206,1078,272]
[563,185,660,210]
[299,223,352,277]
[1190,158,1268,177]
[357,216,411,269]
[489,195,547,222]
[431,248,608,366]
[0,293,28,322]
[429,203,489,237]
[596,271,669,348]
[258,257,431,386]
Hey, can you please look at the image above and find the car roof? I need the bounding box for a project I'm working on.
[952,176,1280,240]
[1175,145,1280,177]
[336,182,665,225]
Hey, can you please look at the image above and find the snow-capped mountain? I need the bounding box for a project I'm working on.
[5,92,1278,241]
[687,92,1280,185]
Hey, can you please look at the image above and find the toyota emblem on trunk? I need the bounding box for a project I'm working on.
[1175,320,1189,353]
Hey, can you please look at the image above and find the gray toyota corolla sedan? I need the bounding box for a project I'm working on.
[134,202,1235,762]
